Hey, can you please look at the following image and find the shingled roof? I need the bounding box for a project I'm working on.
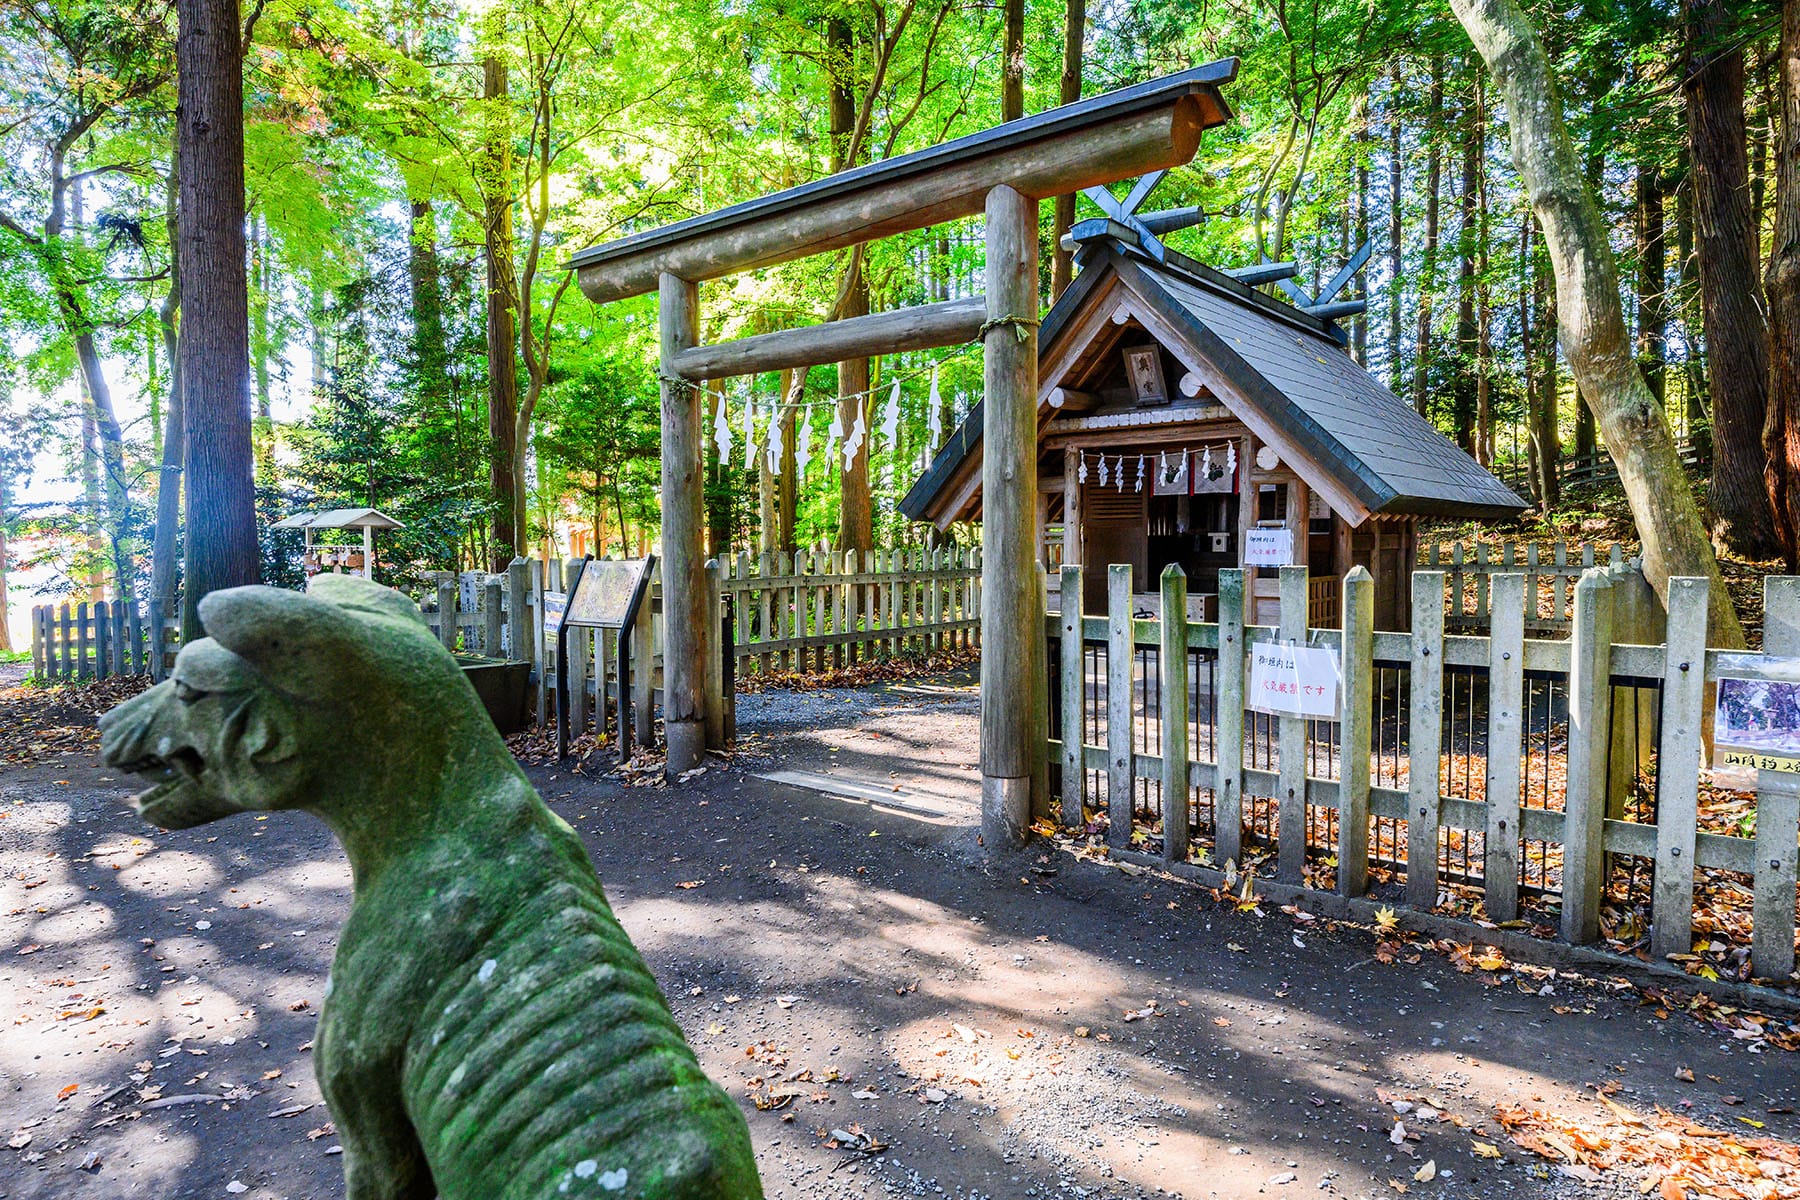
[900,238,1526,527]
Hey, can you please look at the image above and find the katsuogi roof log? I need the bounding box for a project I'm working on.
[569,61,1236,304]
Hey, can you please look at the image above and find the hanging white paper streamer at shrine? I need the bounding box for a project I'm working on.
[925,365,943,448]
[1116,456,1128,491]
[880,377,902,448]
[1097,455,1108,488]
[1136,455,1146,491]
[844,405,866,469]
[795,405,815,482]
[741,388,759,471]
[1078,450,1089,485]
[766,409,785,477]
[712,387,733,460]
[1225,442,1237,473]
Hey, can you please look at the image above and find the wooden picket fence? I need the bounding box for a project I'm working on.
[1421,540,1635,633]
[1048,561,1800,983]
[29,599,182,682]
[416,544,978,744]
[720,545,981,676]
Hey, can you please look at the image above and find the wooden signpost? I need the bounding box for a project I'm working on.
[569,62,1238,842]
[556,556,657,762]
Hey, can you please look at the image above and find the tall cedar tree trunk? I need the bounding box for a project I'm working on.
[1353,91,1370,366]
[1685,0,1780,556]
[1637,165,1667,409]
[1002,0,1024,122]
[828,18,872,555]
[409,198,449,410]
[1676,166,1710,452]
[1387,66,1404,391]
[1533,252,1562,506]
[1765,0,1800,569]
[1049,0,1084,300]
[483,43,520,570]
[1411,60,1444,418]
[1454,86,1479,453]
[177,0,259,638]
[1573,140,1601,461]
[1449,0,1744,646]
[150,152,183,607]
[66,182,130,599]
[1474,78,1493,465]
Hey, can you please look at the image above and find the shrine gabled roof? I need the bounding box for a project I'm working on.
[899,240,1527,527]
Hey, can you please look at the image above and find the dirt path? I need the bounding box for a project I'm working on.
[1,676,1795,1200]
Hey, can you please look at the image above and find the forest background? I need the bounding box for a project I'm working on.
[0,0,1783,651]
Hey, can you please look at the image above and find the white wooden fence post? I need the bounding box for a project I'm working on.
[1407,571,1446,911]
[1276,564,1309,884]
[1561,567,1616,945]
[1216,568,1246,869]
[1060,564,1086,832]
[1106,564,1134,849]
[1338,566,1374,896]
[1483,573,1527,921]
[1753,578,1800,980]
[1650,577,1710,961]
[1160,564,1190,863]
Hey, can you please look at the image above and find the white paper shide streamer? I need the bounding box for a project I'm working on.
[844,405,866,470]
[880,377,902,449]
[796,406,815,482]
[1078,451,1089,485]
[766,409,785,477]
[713,388,733,460]
[741,387,759,471]
[925,365,943,448]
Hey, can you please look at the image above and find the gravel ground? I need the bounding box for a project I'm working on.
[1,671,1795,1200]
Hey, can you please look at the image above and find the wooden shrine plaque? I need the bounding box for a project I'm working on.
[564,559,653,630]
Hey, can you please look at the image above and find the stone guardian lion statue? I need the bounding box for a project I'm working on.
[99,574,763,1200]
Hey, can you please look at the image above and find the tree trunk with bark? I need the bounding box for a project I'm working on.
[1449,0,1744,645]
[1387,66,1404,392]
[177,0,260,638]
[828,17,872,556]
[150,154,183,608]
[1049,0,1084,301]
[1675,165,1710,453]
[1764,0,1800,569]
[1412,60,1444,418]
[483,36,520,570]
[1685,0,1780,557]
[1454,85,1479,454]
[1636,164,1667,408]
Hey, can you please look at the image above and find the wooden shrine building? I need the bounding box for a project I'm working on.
[900,221,1526,630]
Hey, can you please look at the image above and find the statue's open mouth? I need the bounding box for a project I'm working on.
[114,747,207,822]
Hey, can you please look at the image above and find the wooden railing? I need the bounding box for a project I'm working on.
[1047,561,1798,983]
[29,599,181,682]
[1422,540,1635,633]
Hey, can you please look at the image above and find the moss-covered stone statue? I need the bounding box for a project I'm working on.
[98,575,763,1200]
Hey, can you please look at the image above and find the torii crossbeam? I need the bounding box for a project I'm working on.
[569,61,1238,844]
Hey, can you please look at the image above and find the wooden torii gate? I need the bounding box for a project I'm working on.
[570,61,1237,845]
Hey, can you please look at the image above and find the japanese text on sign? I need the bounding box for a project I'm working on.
[1712,653,1800,785]
[541,591,568,637]
[1247,643,1340,719]
[1243,527,1293,566]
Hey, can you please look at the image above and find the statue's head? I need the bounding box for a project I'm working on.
[99,575,482,830]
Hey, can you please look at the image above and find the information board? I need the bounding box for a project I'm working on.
[1247,643,1341,719]
[1243,527,1293,566]
[1712,653,1800,782]
[541,591,568,637]
[564,558,654,630]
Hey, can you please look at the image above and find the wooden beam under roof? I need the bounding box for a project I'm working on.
[570,61,1237,304]
[671,296,986,380]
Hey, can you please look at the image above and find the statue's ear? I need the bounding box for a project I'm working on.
[306,574,427,629]
[197,586,357,695]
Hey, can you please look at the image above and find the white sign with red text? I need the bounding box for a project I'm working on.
[1243,527,1294,566]
[1247,643,1341,719]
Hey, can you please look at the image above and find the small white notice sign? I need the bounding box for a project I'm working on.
[1243,527,1294,566]
[1248,643,1341,719]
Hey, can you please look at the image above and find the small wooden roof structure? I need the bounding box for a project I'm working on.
[269,508,405,532]
[902,234,1526,527]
